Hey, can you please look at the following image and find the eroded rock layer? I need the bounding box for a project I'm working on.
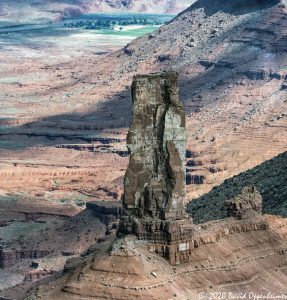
[21,216,287,300]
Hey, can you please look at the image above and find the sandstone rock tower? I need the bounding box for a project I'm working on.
[124,71,186,221]
[120,72,193,265]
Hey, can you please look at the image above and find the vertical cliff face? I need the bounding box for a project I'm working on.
[124,72,186,221]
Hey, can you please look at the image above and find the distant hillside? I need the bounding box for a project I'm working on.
[188,152,287,223]
[0,0,195,24]
[86,0,194,14]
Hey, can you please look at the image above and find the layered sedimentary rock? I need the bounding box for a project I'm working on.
[86,200,122,232]
[0,249,50,269]
[21,216,287,300]
[120,72,194,265]
[24,269,54,283]
[123,71,186,221]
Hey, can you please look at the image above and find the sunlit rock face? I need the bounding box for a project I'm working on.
[124,72,186,221]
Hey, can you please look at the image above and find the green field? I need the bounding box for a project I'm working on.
[0,13,172,52]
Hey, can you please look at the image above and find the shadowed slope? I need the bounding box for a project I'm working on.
[188,151,287,223]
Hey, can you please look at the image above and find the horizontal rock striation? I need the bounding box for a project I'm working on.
[0,249,50,268]
[25,214,287,300]
[86,200,122,231]
[24,269,54,283]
